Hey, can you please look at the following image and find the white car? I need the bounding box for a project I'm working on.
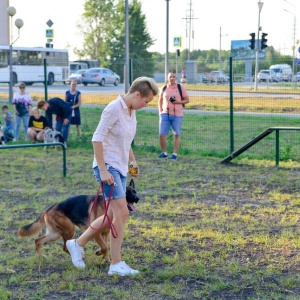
[68,69,87,84]
[257,70,277,82]
[202,71,228,83]
[294,72,300,82]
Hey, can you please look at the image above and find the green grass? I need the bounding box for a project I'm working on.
[4,99,300,163]
[2,96,300,298]
[1,148,300,299]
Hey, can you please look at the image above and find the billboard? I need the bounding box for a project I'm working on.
[231,40,266,60]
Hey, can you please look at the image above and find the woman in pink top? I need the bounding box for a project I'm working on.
[66,77,159,276]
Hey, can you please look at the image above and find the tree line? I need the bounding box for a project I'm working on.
[73,0,296,79]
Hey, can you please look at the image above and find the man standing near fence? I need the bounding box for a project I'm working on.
[158,70,189,160]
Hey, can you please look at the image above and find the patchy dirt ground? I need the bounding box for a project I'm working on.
[1,150,300,299]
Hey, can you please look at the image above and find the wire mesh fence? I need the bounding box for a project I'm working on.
[1,57,300,162]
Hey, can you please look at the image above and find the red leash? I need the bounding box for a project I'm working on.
[88,183,118,238]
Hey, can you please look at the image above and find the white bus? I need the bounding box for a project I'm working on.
[0,46,69,85]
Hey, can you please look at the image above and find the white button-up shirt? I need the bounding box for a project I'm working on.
[92,95,136,176]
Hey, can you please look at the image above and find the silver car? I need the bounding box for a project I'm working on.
[68,69,87,84]
[81,68,120,86]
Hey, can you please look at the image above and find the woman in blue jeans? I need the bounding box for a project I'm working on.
[12,83,33,141]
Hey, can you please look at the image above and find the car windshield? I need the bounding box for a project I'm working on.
[271,68,280,73]
[86,69,99,73]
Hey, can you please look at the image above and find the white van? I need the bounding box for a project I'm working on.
[69,62,88,73]
[269,64,292,82]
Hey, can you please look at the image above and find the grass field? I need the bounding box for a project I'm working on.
[1,147,300,299]
[1,87,300,299]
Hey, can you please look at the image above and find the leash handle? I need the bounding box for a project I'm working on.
[88,183,118,238]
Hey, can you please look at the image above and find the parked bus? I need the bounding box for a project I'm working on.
[0,45,69,85]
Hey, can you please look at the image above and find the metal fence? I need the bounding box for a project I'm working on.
[1,57,300,163]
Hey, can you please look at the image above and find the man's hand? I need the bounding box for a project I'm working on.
[63,118,69,125]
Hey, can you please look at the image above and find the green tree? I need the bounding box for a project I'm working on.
[106,0,155,80]
[73,0,115,63]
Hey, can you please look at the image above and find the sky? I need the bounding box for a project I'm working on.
[8,0,300,60]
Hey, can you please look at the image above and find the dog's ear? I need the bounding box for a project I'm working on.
[129,179,135,188]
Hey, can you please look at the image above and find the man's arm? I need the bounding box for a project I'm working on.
[158,89,164,112]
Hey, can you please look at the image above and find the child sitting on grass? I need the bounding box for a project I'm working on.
[2,105,15,142]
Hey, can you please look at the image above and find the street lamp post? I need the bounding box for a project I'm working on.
[254,0,264,91]
[7,6,23,104]
[165,0,170,82]
[219,27,228,71]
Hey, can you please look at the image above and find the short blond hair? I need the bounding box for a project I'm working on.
[30,107,40,116]
[129,77,159,97]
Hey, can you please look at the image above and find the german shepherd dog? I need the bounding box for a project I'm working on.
[18,179,139,263]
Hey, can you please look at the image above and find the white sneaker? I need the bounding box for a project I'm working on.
[108,261,139,276]
[66,239,85,269]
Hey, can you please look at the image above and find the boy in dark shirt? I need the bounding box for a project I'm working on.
[2,105,15,142]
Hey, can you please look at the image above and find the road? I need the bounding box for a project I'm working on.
[0,83,299,99]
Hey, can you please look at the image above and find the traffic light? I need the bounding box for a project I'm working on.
[176,49,180,57]
[261,33,268,50]
[249,33,255,50]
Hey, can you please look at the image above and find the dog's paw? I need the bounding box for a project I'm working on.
[95,249,111,264]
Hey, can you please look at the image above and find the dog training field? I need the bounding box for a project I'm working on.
[1,143,300,299]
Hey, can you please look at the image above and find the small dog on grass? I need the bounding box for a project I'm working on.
[18,179,139,263]
[44,128,64,149]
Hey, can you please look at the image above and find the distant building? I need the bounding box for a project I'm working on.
[0,0,11,45]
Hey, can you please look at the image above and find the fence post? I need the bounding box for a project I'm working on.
[275,129,279,167]
[229,56,234,153]
[43,58,48,102]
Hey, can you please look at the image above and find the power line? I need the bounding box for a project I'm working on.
[182,0,197,60]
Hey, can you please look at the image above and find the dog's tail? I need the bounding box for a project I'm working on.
[18,212,46,237]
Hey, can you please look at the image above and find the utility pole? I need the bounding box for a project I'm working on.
[124,0,129,93]
[182,0,197,60]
